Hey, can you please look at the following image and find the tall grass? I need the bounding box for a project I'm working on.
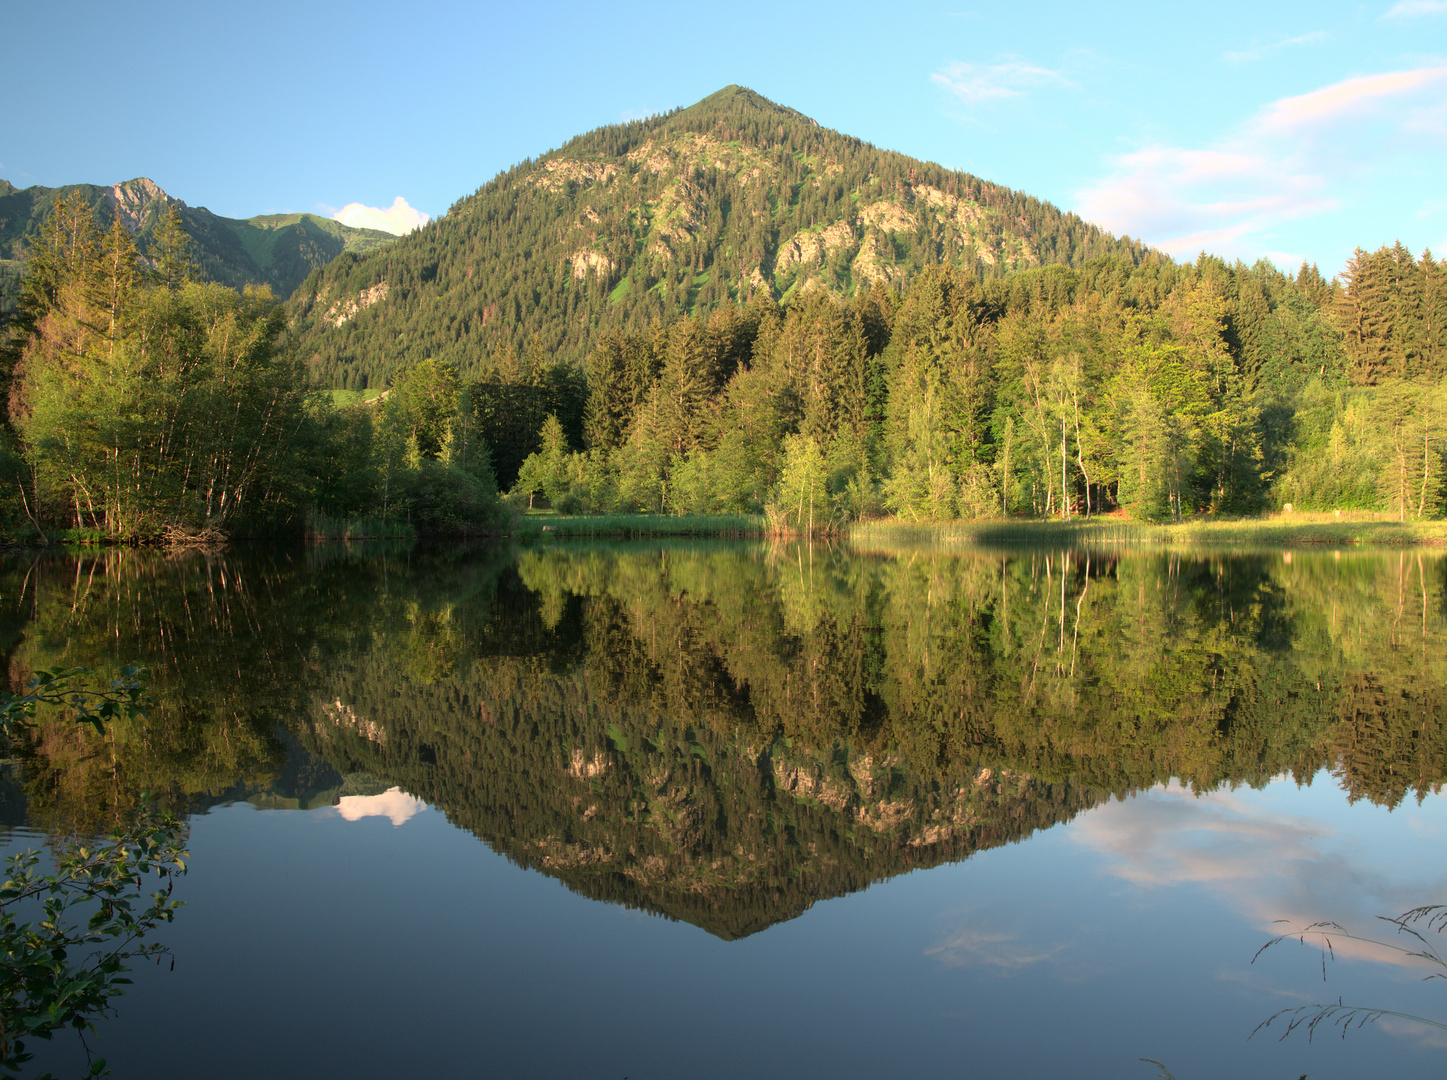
[1161,510,1447,546]
[847,517,1151,549]
[846,512,1447,549]
[515,512,766,539]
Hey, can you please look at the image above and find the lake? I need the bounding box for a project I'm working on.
[6,541,1446,1079]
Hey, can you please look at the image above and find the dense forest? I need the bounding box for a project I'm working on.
[2,85,1444,536]
[488,242,1447,524]
[0,194,503,540]
[277,87,1447,523]
[7,544,1443,936]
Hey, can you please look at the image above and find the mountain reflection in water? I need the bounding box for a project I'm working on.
[3,542,1443,942]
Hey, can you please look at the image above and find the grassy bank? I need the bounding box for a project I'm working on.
[515,512,766,539]
[846,511,1447,549]
[510,510,1447,546]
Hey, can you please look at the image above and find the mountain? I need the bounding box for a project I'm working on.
[0,176,396,311]
[284,85,1154,390]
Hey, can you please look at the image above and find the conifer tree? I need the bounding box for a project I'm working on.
[149,206,197,290]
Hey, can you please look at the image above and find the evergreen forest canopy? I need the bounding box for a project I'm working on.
[288,85,1151,391]
[6,544,1444,938]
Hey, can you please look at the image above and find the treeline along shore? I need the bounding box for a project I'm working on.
[2,106,1446,543]
[494,243,1447,536]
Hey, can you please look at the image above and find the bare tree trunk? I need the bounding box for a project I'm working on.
[1061,414,1069,522]
[1419,417,1433,519]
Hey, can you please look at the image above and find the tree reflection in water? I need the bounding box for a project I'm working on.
[3,541,1444,937]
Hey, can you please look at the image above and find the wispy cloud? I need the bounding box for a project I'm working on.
[926,925,1065,970]
[1074,66,1447,261]
[1073,781,1447,972]
[1223,31,1325,66]
[1384,0,1447,17]
[1075,144,1335,258]
[931,59,1068,104]
[1255,67,1447,132]
[332,196,430,235]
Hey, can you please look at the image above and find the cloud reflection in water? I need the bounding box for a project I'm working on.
[333,787,428,827]
[1073,778,1447,971]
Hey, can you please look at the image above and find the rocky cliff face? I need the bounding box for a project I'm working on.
[105,177,176,232]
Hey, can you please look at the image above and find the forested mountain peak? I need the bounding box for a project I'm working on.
[666,83,817,124]
[285,86,1153,389]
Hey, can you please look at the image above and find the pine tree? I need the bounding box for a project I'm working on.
[149,205,197,290]
[583,329,629,451]
[654,319,713,456]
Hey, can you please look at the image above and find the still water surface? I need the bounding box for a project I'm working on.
[6,542,1446,1078]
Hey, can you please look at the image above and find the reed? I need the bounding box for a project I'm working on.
[846,512,1447,549]
[846,517,1152,548]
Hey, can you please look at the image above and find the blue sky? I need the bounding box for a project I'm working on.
[4,0,1445,276]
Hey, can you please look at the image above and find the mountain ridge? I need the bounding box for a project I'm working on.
[0,176,397,309]
[285,85,1156,389]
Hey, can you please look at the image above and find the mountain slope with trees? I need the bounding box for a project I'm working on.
[0,176,395,312]
[280,86,1447,523]
[5,89,1445,533]
[286,85,1152,391]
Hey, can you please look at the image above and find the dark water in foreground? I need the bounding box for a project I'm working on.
[5,542,1447,1079]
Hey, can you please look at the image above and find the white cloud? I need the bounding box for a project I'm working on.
[1223,31,1326,66]
[332,196,430,235]
[334,786,427,826]
[1075,144,1336,257]
[1384,0,1447,16]
[931,59,1068,104]
[1074,66,1447,261]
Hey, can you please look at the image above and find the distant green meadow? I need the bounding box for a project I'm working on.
[328,388,386,408]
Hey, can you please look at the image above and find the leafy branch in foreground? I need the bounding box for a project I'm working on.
[0,665,188,1078]
[1250,906,1447,1042]
[0,813,188,1076]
